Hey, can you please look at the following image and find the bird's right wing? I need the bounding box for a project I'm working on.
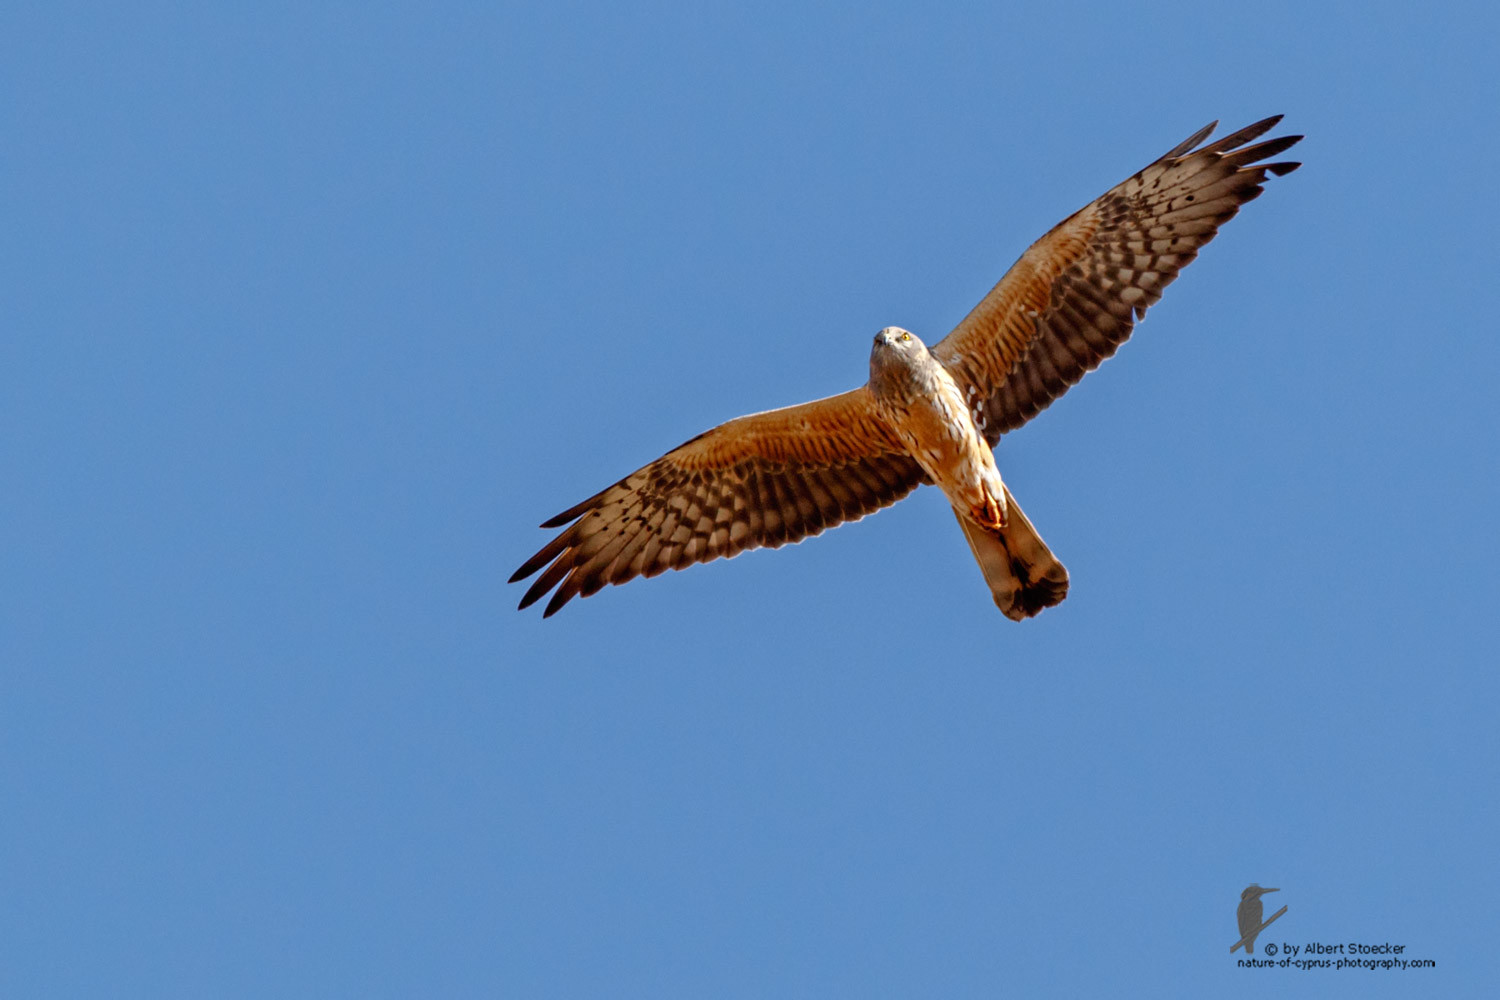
[511,388,928,616]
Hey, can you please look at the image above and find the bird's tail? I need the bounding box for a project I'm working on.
[954,485,1068,621]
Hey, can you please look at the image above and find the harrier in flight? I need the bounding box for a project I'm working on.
[513,117,1301,618]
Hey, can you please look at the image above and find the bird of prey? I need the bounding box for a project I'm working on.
[513,117,1302,618]
[1235,884,1281,953]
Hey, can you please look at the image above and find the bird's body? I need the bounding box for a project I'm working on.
[868,326,1068,615]
[869,327,1006,531]
[1237,895,1264,949]
[513,117,1303,618]
[1236,885,1280,953]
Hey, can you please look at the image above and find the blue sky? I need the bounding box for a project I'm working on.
[5,1,1497,996]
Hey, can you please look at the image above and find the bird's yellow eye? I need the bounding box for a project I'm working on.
[900,332,911,342]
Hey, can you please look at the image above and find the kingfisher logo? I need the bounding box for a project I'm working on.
[1230,885,1436,971]
[1231,884,1287,953]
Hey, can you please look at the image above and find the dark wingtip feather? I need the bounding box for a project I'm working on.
[511,530,573,584]
[529,553,579,607]
[1228,134,1303,167]
[540,472,637,528]
[1199,115,1284,154]
[542,586,574,618]
[1266,160,1301,177]
[540,495,596,529]
[1163,120,1218,159]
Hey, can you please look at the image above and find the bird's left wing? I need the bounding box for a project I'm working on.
[932,116,1302,444]
[511,388,927,616]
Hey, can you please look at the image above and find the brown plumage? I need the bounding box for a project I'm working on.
[934,117,1302,442]
[511,390,928,617]
[513,117,1301,617]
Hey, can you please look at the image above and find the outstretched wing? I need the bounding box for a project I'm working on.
[511,389,927,616]
[932,116,1302,444]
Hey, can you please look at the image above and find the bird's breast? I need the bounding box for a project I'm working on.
[884,372,997,495]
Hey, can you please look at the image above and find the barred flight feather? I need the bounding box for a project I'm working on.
[933,115,1301,443]
[511,388,927,616]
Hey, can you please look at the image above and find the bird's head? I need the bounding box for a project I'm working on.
[872,326,926,355]
[869,326,932,387]
[1241,885,1279,901]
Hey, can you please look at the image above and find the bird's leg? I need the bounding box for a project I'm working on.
[971,482,1008,531]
